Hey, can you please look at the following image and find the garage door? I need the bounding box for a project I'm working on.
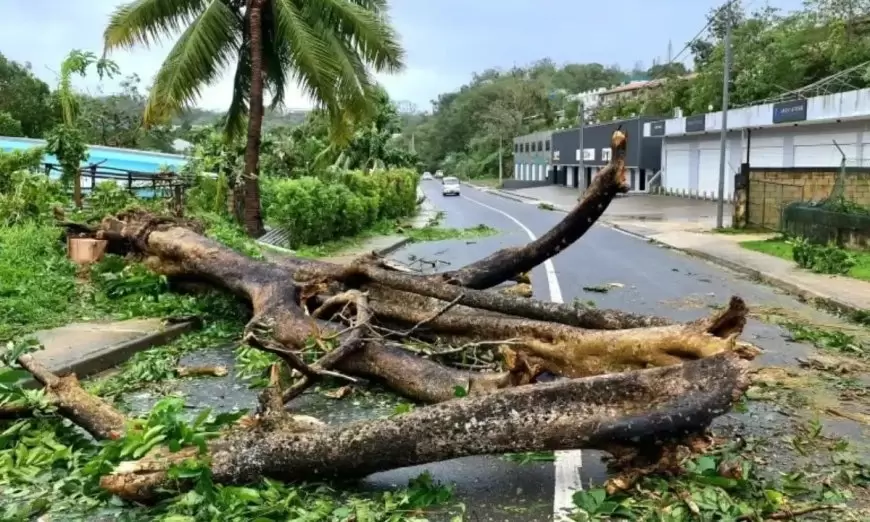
[794,144,857,167]
[749,146,783,168]
[665,150,690,194]
[698,148,724,198]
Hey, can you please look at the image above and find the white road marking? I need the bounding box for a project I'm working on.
[462,195,563,304]
[461,193,579,520]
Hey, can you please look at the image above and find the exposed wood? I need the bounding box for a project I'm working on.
[12,129,762,502]
[99,353,750,501]
[434,130,630,289]
[17,354,126,440]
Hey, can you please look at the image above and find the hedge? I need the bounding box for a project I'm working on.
[262,169,418,248]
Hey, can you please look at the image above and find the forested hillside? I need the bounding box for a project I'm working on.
[408,0,870,177]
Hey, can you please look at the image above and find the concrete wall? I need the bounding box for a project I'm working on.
[644,88,870,137]
[502,178,552,189]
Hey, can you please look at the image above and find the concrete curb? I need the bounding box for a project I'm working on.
[604,222,865,318]
[376,236,414,256]
[23,319,200,388]
[467,183,565,207]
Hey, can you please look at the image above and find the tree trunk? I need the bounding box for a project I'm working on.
[73,167,82,209]
[100,353,749,501]
[241,0,266,238]
[435,129,630,289]
[36,129,758,500]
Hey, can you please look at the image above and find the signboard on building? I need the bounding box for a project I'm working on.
[772,99,808,124]
[553,150,560,161]
[582,148,595,161]
[685,114,706,133]
[600,148,612,162]
[650,120,666,137]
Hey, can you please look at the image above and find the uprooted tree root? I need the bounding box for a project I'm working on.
[16,130,758,501]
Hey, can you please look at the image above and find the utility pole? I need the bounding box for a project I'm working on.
[498,134,504,186]
[578,102,585,191]
[716,1,733,228]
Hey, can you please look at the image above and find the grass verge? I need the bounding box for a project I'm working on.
[741,237,870,282]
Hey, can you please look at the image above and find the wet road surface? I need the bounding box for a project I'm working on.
[124,181,865,521]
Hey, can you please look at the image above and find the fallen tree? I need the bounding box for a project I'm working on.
[10,129,757,502]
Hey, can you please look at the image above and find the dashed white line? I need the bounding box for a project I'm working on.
[461,193,579,520]
[461,195,563,304]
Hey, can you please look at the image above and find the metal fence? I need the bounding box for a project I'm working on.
[43,163,188,211]
[746,145,870,249]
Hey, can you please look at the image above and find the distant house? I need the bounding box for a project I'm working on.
[172,138,193,154]
[598,73,699,107]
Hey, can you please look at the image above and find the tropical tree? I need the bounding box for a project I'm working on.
[103,0,405,237]
[0,53,58,138]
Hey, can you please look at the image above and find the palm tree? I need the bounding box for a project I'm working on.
[103,0,404,236]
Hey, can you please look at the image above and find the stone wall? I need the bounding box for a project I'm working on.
[732,167,870,249]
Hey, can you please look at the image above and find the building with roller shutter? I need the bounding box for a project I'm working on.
[644,87,870,202]
[512,130,553,186]
[550,117,664,193]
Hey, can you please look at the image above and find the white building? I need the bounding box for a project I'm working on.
[644,88,870,201]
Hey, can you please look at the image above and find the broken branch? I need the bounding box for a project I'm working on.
[100,353,750,501]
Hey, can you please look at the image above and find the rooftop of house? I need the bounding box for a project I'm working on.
[600,73,698,96]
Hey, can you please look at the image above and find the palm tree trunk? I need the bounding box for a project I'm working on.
[241,0,266,237]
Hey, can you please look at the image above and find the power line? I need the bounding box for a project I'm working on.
[669,0,740,66]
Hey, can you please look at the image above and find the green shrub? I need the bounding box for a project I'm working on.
[0,148,45,193]
[262,168,417,248]
[0,170,68,226]
[86,181,137,216]
[790,236,856,275]
[185,172,231,216]
[0,224,79,340]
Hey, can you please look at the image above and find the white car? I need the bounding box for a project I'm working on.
[421,172,433,180]
[442,176,461,196]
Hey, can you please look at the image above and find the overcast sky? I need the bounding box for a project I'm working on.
[0,0,803,112]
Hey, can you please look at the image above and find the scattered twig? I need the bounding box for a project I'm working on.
[176,365,229,378]
[244,332,357,384]
[282,291,373,403]
[397,293,465,338]
[736,504,844,521]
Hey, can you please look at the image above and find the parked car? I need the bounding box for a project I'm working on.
[421,172,433,180]
[442,176,461,196]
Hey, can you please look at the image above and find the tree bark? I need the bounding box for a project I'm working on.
[240,0,266,238]
[94,211,752,401]
[16,354,127,440]
[436,129,629,289]
[27,128,759,499]
[100,352,750,501]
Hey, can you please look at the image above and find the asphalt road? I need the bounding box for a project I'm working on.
[122,181,857,521]
[374,180,856,521]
